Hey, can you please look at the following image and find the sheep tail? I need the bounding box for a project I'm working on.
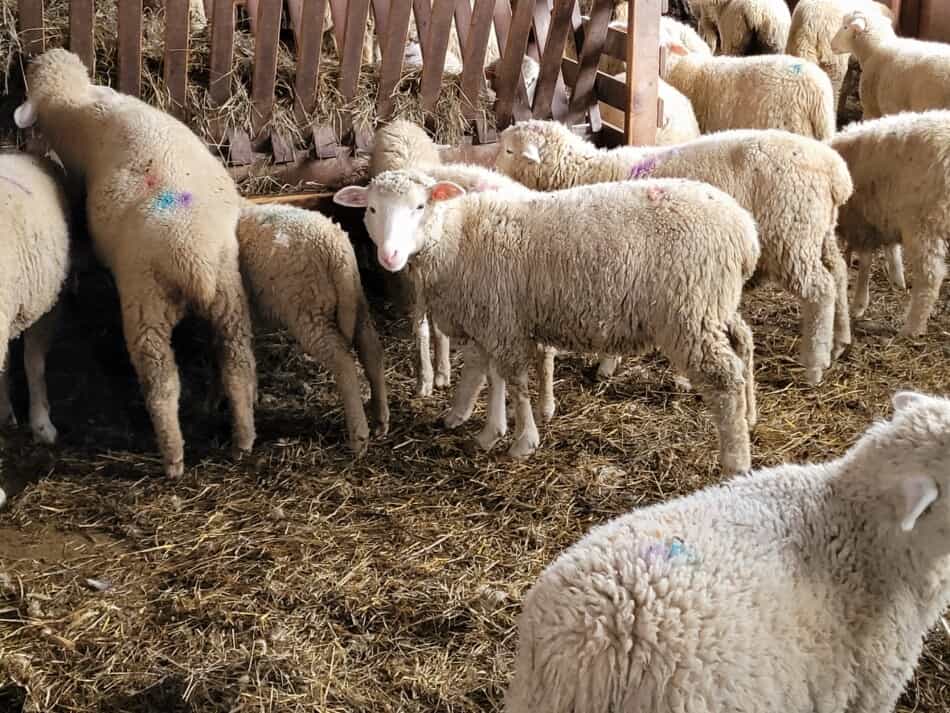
[812,87,836,142]
[828,153,855,208]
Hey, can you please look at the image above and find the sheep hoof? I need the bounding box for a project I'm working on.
[165,459,185,479]
[349,435,370,458]
[832,341,851,360]
[507,431,540,458]
[0,486,6,510]
[851,302,868,319]
[31,419,58,445]
[672,375,693,392]
[434,371,450,389]
[372,420,389,438]
[0,411,17,428]
[537,402,556,423]
[804,367,824,386]
[898,324,925,339]
[595,357,620,380]
[443,409,470,429]
[474,427,503,452]
[415,380,434,398]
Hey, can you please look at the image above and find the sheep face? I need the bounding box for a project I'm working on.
[495,127,544,188]
[831,11,869,54]
[333,173,465,273]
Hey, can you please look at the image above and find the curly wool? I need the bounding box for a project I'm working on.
[497,120,853,384]
[505,390,950,713]
[691,0,791,55]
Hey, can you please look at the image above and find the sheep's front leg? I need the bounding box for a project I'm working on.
[884,242,906,290]
[354,311,389,437]
[900,236,946,337]
[536,346,556,422]
[414,312,435,397]
[23,304,61,444]
[851,249,874,318]
[433,320,451,389]
[475,357,507,451]
[444,342,487,429]
[508,368,540,458]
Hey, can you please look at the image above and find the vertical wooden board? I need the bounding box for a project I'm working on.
[625,0,661,145]
[164,0,190,119]
[531,0,573,118]
[69,0,95,71]
[329,0,348,50]
[287,0,303,35]
[373,0,392,38]
[491,0,532,118]
[203,0,214,23]
[338,0,373,133]
[294,0,328,118]
[919,0,950,41]
[251,0,283,138]
[377,0,415,119]
[413,0,433,59]
[494,0,535,127]
[460,0,496,118]
[246,0,260,34]
[118,0,144,97]
[454,0,473,54]
[567,0,612,124]
[419,0,456,113]
[209,0,235,104]
[18,0,45,56]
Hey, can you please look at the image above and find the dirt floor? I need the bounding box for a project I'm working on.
[0,207,949,711]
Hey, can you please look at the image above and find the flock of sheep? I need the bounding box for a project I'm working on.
[2,0,950,710]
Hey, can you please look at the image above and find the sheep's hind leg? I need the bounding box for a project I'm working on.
[507,367,540,458]
[796,266,836,386]
[475,355,507,451]
[354,308,389,436]
[900,236,946,337]
[851,249,874,318]
[414,312,435,397]
[23,304,61,444]
[0,334,15,428]
[433,321,451,389]
[444,342,486,429]
[884,243,906,290]
[119,282,187,478]
[823,230,852,359]
[536,346,556,422]
[199,268,257,460]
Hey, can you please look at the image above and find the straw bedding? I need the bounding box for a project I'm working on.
[0,214,948,711]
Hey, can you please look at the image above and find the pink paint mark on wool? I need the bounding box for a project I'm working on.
[144,173,158,189]
[647,186,666,203]
[0,173,32,195]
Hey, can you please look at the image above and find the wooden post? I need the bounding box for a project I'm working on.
[163,0,191,119]
[118,0,144,97]
[69,0,95,71]
[18,0,45,56]
[624,0,660,145]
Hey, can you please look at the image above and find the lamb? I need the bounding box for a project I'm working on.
[690,0,791,55]
[0,152,71,445]
[830,110,950,337]
[786,0,896,112]
[504,388,950,713]
[598,76,701,145]
[497,120,853,385]
[660,27,836,140]
[831,8,950,119]
[14,48,257,478]
[333,170,760,474]
[236,201,389,455]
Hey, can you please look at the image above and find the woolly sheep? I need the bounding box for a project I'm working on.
[598,76,701,145]
[831,8,950,119]
[497,120,853,385]
[0,152,71,445]
[690,0,791,55]
[236,201,389,455]
[334,170,760,474]
[505,388,950,713]
[830,110,950,336]
[661,28,836,140]
[14,49,257,478]
[786,0,896,112]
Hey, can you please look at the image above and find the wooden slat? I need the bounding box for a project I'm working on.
[204,0,214,23]
[117,0,144,96]
[377,0,415,119]
[460,0,496,119]
[624,0,661,145]
[69,0,95,71]
[372,0,392,38]
[328,0,348,50]
[569,0,600,129]
[494,0,534,127]
[294,0,328,119]
[453,0,473,55]
[209,0,235,104]
[419,0,456,113]
[567,0,612,124]
[287,0,303,35]
[561,56,625,111]
[338,0,373,134]
[246,0,260,34]
[491,0,532,120]
[18,0,45,56]
[250,0,283,139]
[412,0,433,59]
[163,0,190,119]
[532,0,573,119]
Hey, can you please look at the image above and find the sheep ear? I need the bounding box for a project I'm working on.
[899,475,939,532]
[892,390,928,413]
[667,41,689,57]
[13,99,37,129]
[848,14,868,32]
[429,181,466,202]
[522,143,542,164]
[333,185,369,208]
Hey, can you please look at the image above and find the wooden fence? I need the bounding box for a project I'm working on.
[10,0,666,179]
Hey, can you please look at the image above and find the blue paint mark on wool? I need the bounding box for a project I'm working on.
[151,189,194,213]
[789,63,803,75]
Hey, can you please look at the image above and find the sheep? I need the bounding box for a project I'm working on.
[14,48,257,478]
[505,388,950,713]
[690,0,791,55]
[236,201,389,455]
[830,110,950,337]
[598,76,702,145]
[660,27,836,140]
[0,152,71,445]
[497,120,853,385]
[831,8,950,119]
[333,170,760,474]
[786,0,896,113]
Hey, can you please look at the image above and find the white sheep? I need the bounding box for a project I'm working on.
[786,0,896,112]
[831,110,950,336]
[0,152,71,445]
[831,8,950,119]
[660,27,836,140]
[690,0,791,55]
[334,170,760,474]
[497,120,853,385]
[598,76,701,145]
[14,49,257,478]
[237,201,389,455]
[505,388,950,713]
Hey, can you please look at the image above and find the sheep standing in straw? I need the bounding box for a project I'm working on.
[334,170,759,474]
[14,49,257,477]
[506,388,950,713]
[689,0,791,55]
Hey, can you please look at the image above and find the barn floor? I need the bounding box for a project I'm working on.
[0,230,949,712]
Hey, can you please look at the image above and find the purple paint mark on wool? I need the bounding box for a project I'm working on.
[629,156,660,180]
[177,191,193,207]
[0,174,32,195]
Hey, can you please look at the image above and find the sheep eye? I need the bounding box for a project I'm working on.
[416,204,424,210]
[369,207,376,214]
[506,149,514,154]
